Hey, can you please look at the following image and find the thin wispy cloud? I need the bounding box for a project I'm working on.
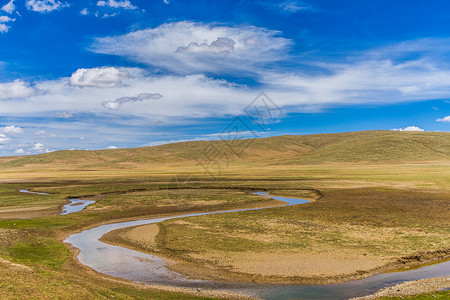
[258,0,312,14]
[103,92,162,110]
[279,1,311,13]
[54,112,73,118]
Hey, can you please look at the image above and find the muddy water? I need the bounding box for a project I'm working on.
[65,192,450,299]
[20,189,96,215]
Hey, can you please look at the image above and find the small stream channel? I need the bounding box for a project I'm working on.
[19,189,96,215]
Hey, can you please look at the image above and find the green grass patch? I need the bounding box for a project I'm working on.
[0,216,75,229]
[108,288,217,300]
[4,236,69,269]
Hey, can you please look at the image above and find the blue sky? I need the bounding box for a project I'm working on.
[0,0,450,155]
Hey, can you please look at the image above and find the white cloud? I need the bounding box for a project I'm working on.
[32,142,44,150]
[176,37,236,55]
[69,67,131,88]
[259,40,450,108]
[163,0,169,4]
[3,36,450,157]
[0,80,36,99]
[14,148,24,154]
[100,12,118,18]
[91,21,292,74]
[0,125,23,134]
[0,15,15,33]
[0,134,11,143]
[0,16,14,22]
[103,92,162,110]
[436,116,450,123]
[391,126,425,132]
[259,1,312,14]
[80,8,89,15]
[279,1,310,13]
[34,130,46,136]
[97,0,136,10]
[54,112,73,118]
[107,145,117,149]
[26,0,69,13]
[0,24,10,33]
[1,0,15,14]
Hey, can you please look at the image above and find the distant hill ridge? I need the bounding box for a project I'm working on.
[1,130,449,168]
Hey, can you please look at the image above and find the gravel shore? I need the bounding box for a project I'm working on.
[351,277,450,299]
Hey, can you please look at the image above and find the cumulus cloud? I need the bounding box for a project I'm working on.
[91,21,292,74]
[97,0,136,10]
[80,8,89,15]
[14,148,24,154]
[103,92,162,110]
[32,142,44,150]
[107,145,117,149]
[69,67,131,88]
[0,80,36,99]
[1,0,15,14]
[26,0,69,13]
[0,134,11,143]
[436,116,450,123]
[0,15,15,33]
[391,126,425,132]
[0,125,23,134]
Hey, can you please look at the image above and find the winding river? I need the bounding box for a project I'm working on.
[19,189,96,215]
[65,192,450,300]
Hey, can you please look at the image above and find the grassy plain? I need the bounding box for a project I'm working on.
[0,131,448,298]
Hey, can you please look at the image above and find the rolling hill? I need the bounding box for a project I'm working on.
[1,130,449,169]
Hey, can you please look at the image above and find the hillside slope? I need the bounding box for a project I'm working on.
[1,130,449,169]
